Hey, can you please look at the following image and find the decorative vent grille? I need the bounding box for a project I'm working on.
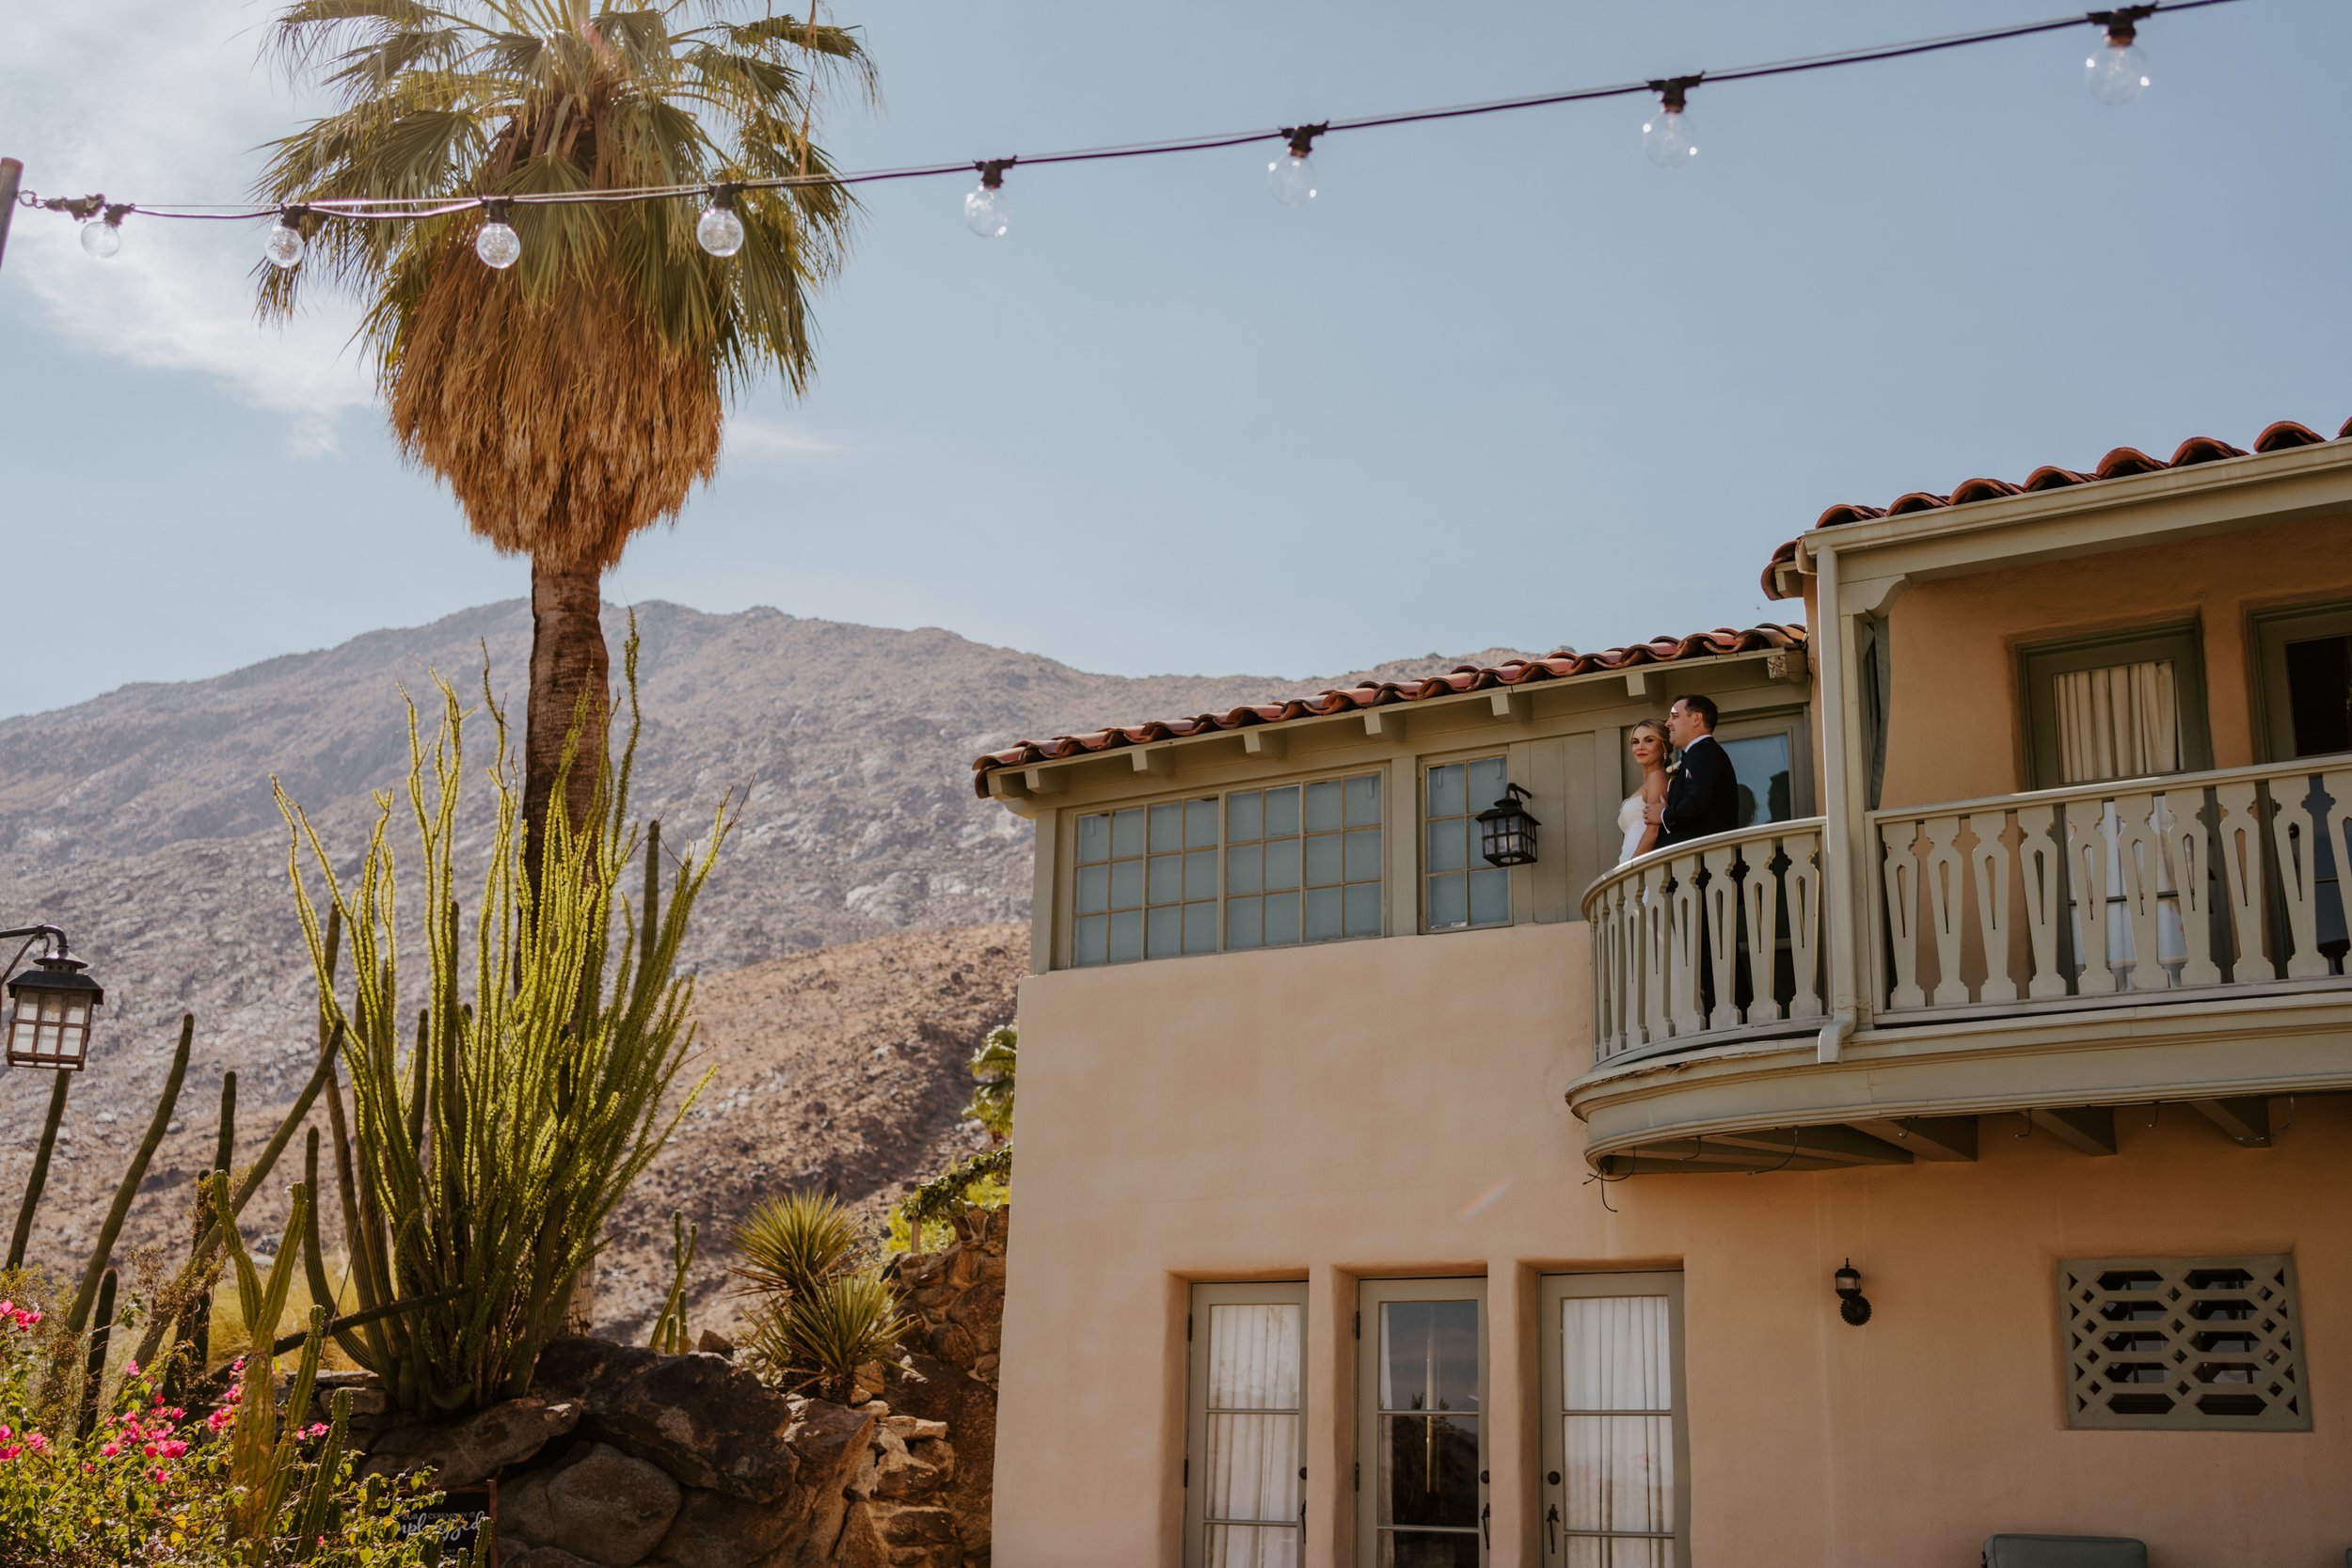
[2061,1255,2310,1432]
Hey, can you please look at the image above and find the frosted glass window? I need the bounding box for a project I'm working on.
[1425,758,1510,932]
[1187,1286,1307,1568]
[1225,774,1381,951]
[1074,799,1217,967]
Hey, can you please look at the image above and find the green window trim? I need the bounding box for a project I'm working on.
[1184,1280,1310,1568]
[2251,598,2352,763]
[1423,756,1512,933]
[2019,623,2215,790]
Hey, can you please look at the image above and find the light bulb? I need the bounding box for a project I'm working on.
[475,216,520,269]
[696,200,745,258]
[80,218,122,260]
[263,217,306,271]
[2085,35,2149,104]
[963,182,1009,239]
[1268,153,1317,208]
[1642,106,1697,167]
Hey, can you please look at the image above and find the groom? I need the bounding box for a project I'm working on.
[1645,694,1740,847]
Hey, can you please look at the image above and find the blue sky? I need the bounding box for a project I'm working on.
[3,0,2348,718]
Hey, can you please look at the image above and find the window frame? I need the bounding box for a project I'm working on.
[1184,1280,1311,1568]
[1355,1275,1489,1568]
[1064,766,1386,970]
[1537,1270,1691,1568]
[1617,705,1817,828]
[1419,752,1516,935]
[2251,597,2352,764]
[2058,1254,2311,1433]
[2018,622,2215,790]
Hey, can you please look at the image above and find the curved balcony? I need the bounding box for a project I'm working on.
[1583,816,1827,1069]
[1570,760,2352,1176]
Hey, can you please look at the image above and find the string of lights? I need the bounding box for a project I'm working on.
[17,1,2224,269]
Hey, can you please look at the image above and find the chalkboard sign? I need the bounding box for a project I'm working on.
[401,1480,497,1565]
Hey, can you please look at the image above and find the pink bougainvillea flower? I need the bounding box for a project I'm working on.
[101,1441,120,1458]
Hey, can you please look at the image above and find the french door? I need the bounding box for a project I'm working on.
[1538,1272,1689,1567]
[1185,1282,1308,1568]
[1357,1277,1487,1567]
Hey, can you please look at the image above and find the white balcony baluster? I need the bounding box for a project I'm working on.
[1584,820,1827,1066]
[1868,758,2352,1022]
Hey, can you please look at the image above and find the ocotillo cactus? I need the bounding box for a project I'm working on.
[183,1068,238,1378]
[5,1069,71,1270]
[276,631,725,1417]
[67,1013,192,1335]
[78,1266,117,1438]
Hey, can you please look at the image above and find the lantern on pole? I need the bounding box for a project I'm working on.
[4,930,103,1071]
[1475,783,1540,867]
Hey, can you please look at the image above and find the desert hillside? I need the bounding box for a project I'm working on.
[0,599,1523,1331]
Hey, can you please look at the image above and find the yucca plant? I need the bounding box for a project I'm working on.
[277,630,726,1417]
[731,1190,861,1301]
[731,1190,904,1401]
[745,1273,907,1405]
[254,0,872,869]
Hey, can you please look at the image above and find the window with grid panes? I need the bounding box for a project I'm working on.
[1424,757,1511,932]
[1225,774,1382,950]
[1072,798,1219,966]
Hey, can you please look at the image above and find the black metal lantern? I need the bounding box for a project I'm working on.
[1475,783,1540,867]
[1833,1258,1871,1326]
[7,947,103,1071]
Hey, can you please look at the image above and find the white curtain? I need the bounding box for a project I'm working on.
[2056,660,2180,785]
[1203,1304,1300,1568]
[1561,1296,1673,1564]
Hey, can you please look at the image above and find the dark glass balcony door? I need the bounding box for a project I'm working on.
[1359,1279,1486,1568]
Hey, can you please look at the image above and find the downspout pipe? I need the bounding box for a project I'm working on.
[1815,541,1863,1064]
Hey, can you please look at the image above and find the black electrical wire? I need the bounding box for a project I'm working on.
[21,0,2249,226]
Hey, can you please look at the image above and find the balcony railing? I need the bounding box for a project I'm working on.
[1583,817,1827,1067]
[1872,758,2352,1019]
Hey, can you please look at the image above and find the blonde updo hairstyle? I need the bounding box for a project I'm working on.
[1629,718,1672,757]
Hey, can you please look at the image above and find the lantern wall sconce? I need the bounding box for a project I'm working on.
[1834,1258,1872,1326]
[1476,783,1540,867]
[3,926,103,1072]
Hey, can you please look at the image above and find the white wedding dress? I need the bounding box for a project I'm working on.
[1616,794,1649,864]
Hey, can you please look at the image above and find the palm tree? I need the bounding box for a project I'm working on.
[256,0,870,866]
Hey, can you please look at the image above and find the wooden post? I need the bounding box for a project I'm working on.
[0,159,22,275]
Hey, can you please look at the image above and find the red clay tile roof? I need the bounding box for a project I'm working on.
[1759,418,2352,598]
[971,624,1806,796]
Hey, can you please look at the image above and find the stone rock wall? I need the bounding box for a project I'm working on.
[877,1206,1006,1566]
[324,1208,1009,1567]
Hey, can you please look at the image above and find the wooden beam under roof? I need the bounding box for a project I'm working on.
[1850,1116,1979,1162]
[2190,1096,2273,1147]
[2026,1105,2118,1156]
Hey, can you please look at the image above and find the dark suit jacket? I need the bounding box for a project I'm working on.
[1658,735,1739,847]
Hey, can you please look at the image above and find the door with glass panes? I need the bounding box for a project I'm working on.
[1185,1282,1308,1568]
[1537,1273,1689,1567]
[1357,1278,1486,1567]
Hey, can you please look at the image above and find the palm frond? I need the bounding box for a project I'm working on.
[255,0,867,570]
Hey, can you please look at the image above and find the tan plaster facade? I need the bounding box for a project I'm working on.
[986,439,2352,1566]
[993,923,2352,1565]
[1877,514,2352,809]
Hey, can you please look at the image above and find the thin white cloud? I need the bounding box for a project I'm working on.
[725,417,849,460]
[1,0,375,455]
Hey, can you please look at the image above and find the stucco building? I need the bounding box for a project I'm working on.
[971,419,2352,1566]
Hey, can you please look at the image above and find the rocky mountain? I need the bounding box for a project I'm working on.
[0,600,1526,1330]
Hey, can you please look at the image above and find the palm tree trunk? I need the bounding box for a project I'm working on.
[524,555,611,886]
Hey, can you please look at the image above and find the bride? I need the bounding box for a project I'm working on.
[1616,719,1673,864]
